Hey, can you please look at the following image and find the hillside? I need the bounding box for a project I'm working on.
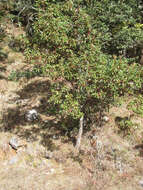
[1,1,143,190]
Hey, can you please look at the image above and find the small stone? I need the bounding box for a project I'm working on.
[50,168,55,173]
[45,151,53,159]
[45,168,55,175]
[8,94,20,102]
[92,135,97,140]
[102,116,109,122]
[16,99,29,106]
[25,109,38,122]
[52,135,59,140]
[9,137,27,150]
[139,180,143,187]
[9,137,19,150]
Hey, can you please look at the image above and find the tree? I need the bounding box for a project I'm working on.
[21,0,143,149]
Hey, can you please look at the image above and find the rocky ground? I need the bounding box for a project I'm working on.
[0,17,143,190]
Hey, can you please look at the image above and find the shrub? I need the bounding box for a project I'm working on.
[23,0,143,121]
[127,95,143,116]
[9,0,143,147]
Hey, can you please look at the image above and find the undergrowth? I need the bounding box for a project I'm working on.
[8,66,45,81]
[127,95,143,117]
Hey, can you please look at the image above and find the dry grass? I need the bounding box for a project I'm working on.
[1,76,143,190]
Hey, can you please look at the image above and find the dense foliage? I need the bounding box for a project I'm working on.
[2,0,143,123]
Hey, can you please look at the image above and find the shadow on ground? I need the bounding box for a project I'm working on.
[0,78,79,150]
[1,77,109,150]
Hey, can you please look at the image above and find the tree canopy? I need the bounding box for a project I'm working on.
[2,0,143,123]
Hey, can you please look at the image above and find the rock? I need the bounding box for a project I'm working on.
[139,180,143,188]
[92,135,98,140]
[45,168,55,175]
[16,99,29,106]
[9,137,27,150]
[7,94,20,102]
[25,109,38,122]
[52,135,59,140]
[45,151,53,159]
[102,116,109,122]
[9,137,19,150]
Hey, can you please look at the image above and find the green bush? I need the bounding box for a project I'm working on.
[127,95,143,116]
[87,0,143,57]
[8,66,44,81]
[115,116,138,137]
[22,0,143,122]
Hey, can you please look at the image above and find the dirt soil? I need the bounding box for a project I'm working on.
[0,19,143,190]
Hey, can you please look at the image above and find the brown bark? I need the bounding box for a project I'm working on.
[140,49,143,65]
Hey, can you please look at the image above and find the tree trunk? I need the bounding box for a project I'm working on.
[140,49,143,65]
[75,115,84,150]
